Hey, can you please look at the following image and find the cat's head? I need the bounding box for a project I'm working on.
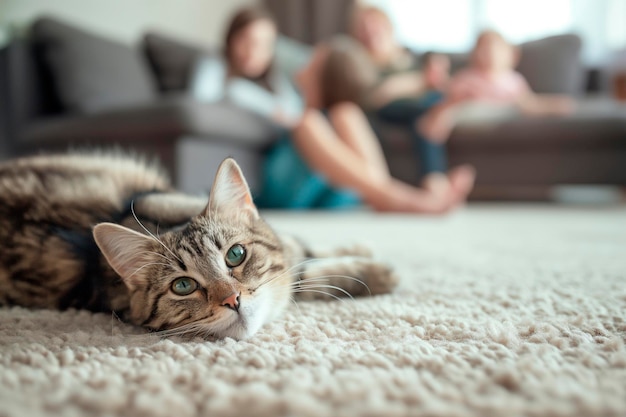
[93,159,291,340]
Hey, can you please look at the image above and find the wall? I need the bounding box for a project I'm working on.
[0,0,255,46]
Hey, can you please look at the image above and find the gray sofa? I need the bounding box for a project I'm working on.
[1,17,625,199]
[0,17,282,194]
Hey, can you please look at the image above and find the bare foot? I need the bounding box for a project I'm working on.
[367,180,454,215]
[422,169,474,210]
[447,164,476,207]
[421,172,451,199]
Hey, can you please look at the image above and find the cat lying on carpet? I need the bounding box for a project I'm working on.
[0,153,398,339]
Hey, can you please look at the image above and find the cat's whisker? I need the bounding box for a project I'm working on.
[272,282,355,300]
[255,258,325,290]
[264,273,370,297]
[150,322,208,338]
[127,262,173,279]
[288,274,371,296]
[261,272,322,293]
[135,250,175,263]
[268,284,354,301]
[288,297,303,316]
[290,289,346,303]
[292,283,355,300]
[130,200,183,263]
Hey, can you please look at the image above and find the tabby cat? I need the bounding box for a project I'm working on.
[0,153,398,339]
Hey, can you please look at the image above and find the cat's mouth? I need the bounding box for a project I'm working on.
[215,313,251,340]
[213,298,267,340]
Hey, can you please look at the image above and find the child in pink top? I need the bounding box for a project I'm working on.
[419,30,574,142]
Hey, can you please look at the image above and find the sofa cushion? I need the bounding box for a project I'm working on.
[143,32,212,93]
[18,96,281,149]
[517,34,583,95]
[32,17,157,113]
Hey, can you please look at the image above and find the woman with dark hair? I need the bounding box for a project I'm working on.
[191,6,302,126]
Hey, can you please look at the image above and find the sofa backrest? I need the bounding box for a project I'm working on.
[0,46,9,158]
[143,32,214,93]
[31,17,158,114]
[2,17,162,145]
[1,38,65,147]
[517,34,583,95]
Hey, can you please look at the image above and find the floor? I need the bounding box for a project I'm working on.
[1,205,625,417]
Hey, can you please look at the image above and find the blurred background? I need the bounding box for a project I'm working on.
[1,0,625,202]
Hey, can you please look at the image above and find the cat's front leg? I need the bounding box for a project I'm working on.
[293,256,399,301]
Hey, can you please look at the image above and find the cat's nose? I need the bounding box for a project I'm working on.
[221,292,240,312]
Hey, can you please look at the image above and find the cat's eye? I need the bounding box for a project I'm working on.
[171,277,198,296]
[225,244,246,267]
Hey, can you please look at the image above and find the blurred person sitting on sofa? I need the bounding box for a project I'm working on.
[190,6,303,127]
[418,30,575,143]
[350,5,449,105]
[255,37,475,213]
[349,5,454,181]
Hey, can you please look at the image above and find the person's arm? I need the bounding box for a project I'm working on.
[226,76,301,127]
[513,74,575,116]
[367,71,428,108]
[189,56,227,102]
[327,102,389,178]
[517,94,575,116]
[446,70,483,102]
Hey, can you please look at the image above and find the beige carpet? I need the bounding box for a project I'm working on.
[1,205,625,417]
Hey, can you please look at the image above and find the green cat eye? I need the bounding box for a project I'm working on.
[225,244,246,267]
[171,277,198,296]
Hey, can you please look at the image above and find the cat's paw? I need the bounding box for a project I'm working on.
[361,262,399,295]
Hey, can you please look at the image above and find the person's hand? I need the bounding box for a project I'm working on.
[424,54,451,91]
[518,94,576,116]
[273,110,298,128]
[547,96,576,115]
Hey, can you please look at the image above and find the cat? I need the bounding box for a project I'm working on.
[0,153,398,339]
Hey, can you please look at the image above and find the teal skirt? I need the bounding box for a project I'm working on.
[254,136,361,210]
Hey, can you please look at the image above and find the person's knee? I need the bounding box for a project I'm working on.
[329,101,362,119]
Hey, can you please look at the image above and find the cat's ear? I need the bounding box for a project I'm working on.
[204,158,259,219]
[93,223,153,290]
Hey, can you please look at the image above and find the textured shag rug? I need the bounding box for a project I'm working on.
[1,205,625,417]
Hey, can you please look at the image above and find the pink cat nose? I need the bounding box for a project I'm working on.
[221,292,240,312]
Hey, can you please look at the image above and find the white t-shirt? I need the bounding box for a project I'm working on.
[190,55,303,121]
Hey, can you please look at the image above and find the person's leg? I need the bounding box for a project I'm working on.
[374,94,476,205]
[255,137,329,209]
[292,109,455,213]
[413,131,448,177]
[416,99,463,144]
[375,93,453,179]
[412,122,475,205]
[328,102,389,179]
[391,98,476,204]
[376,92,444,124]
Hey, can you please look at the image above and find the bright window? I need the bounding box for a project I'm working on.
[480,0,573,43]
[363,0,626,64]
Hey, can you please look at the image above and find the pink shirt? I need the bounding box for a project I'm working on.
[448,68,530,103]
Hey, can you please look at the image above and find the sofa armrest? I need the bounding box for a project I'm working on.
[18,96,281,150]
